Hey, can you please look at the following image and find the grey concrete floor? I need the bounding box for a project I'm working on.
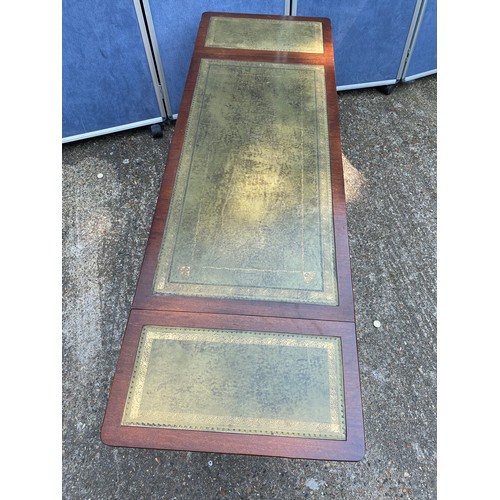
[62,75,436,499]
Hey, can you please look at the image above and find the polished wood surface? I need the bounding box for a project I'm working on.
[102,12,364,461]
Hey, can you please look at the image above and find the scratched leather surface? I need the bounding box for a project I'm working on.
[154,59,338,305]
[122,326,346,439]
[205,17,324,53]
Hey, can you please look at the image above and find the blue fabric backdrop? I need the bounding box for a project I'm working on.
[63,0,162,139]
[297,0,418,87]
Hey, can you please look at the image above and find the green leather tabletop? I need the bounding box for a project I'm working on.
[122,325,346,440]
[205,16,324,53]
[154,58,338,306]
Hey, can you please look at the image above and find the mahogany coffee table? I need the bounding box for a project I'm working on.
[101,12,365,461]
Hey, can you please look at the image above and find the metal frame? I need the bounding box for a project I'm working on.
[403,68,437,82]
[140,0,173,118]
[337,79,397,92]
[397,0,430,82]
[62,117,165,144]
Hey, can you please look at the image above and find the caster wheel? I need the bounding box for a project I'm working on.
[150,123,163,138]
[378,84,397,96]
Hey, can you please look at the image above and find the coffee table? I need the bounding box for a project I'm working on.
[101,12,364,461]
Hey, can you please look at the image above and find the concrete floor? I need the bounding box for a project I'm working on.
[62,74,436,499]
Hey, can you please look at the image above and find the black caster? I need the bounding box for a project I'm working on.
[150,123,163,138]
[378,84,397,95]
